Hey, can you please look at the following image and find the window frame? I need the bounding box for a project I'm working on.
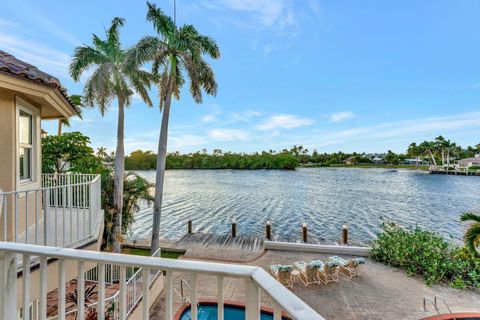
[16,97,39,187]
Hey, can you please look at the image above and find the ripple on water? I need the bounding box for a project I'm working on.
[127,169,480,244]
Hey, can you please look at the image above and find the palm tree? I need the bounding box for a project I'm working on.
[129,2,220,254]
[96,147,108,159]
[460,212,480,258]
[69,17,153,252]
[58,94,84,136]
[418,141,437,166]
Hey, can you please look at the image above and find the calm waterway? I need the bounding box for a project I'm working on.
[128,168,480,244]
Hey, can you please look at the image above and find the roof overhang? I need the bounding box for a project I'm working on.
[0,72,77,119]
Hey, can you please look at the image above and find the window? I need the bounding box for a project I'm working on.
[19,110,33,182]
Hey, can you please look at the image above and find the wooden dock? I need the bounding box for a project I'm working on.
[174,232,265,252]
[429,168,480,176]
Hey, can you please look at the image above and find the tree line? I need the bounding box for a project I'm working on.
[123,137,480,170]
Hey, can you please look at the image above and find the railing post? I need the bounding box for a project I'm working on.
[217,275,224,320]
[38,257,47,320]
[44,189,50,246]
[191,273,197,320]
[187,220,193,234]
[142,268,150,320]
[165,271,172,320]
[265,221,272,240]
[245,278,260,320]
[0,252,17,320]
[231,220,237,237]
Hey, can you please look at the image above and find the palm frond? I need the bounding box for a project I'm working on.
[69,46,108,81]
[107,17,126,50]
[146,2,175,39]
[461,212,480,223]
[464,223,480,258]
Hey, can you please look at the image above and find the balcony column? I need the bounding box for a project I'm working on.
[0,252,17,320]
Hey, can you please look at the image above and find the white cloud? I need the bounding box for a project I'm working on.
[227,110,262,123]
[215,0,291,27]
[300,111,480,150]
[209,129,250,141]
[0,32,71,79]
[170,135,208,149]
[256,114,314,131]
[329,111,355,123]
[201,114,217,123]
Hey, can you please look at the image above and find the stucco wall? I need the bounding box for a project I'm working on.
[0,88,15,193]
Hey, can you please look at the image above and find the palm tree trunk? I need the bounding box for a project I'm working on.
[151,58,176,255]
[429,150,437,166]
[57,120,62,136]
[151,90,172,254]
[112,97,125,253]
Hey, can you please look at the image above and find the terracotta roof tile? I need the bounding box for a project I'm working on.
[0,50,77,113]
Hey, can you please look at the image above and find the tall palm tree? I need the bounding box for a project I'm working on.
[129,2,220,254]
[58,94,84,136]
[460,212,480,258]
[70,17,153,252]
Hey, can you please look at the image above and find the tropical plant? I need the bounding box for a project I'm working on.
[128,2,220,254]
[42,132,102,174]
[70,17,153,252]
[371,223,480,288]
[101,171,154,250]
[460,212,480,258]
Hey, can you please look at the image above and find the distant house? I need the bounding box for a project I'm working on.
[344,156,357,165]
[458,156,480,168]
[366,153,385,164]
[402,158,429,166]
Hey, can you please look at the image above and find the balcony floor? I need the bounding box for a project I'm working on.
[17,207,95,247]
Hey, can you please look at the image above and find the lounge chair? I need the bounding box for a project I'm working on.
[270,264,294,289]
[328,256,365,279]
[293,261,325,286]
[323,261,340,283]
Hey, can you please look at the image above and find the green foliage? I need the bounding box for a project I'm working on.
[371,224,480,288]
[460,212,480,258]
[124,149,298,170]
[42,132,102,173]
[101,170,154,249]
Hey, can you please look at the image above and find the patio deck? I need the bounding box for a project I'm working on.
[149,248,480,320]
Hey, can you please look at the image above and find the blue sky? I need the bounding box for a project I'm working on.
[2,0,480,154]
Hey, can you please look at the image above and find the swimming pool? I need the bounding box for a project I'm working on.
[179,303,289,320]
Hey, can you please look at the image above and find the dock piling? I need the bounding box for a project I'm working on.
[187,220,193,234]
[302,223,308,243]
[265,221,272,240]
[232,221,237,237]
[342,224,348,244]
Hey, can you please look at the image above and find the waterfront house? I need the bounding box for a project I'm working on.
[458,156,480,168]
[344,156,357,165]
[0,51,321,319]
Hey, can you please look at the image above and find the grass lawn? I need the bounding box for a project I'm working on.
[122,247,184,259]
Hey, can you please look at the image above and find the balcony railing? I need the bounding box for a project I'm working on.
[0,173,102,248]
[0,242,324,320]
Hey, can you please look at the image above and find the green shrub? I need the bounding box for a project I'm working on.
[371,223,480,288]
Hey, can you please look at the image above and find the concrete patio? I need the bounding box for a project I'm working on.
[149,248,480,320]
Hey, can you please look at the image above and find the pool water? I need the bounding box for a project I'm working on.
[180,305,284,320]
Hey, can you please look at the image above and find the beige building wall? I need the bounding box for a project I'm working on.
[0,89,44,241]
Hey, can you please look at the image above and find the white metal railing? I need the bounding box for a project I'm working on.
[0,242,324,320]
[0,173,101,247]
